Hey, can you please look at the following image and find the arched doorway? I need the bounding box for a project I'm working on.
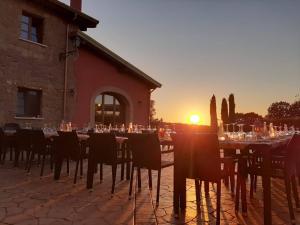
[94,92,127,125]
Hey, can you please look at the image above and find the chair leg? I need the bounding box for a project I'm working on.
[126,161,131,180]
[25,151,30,170]
[137,168,141,189]
[27,151,34,173]
[80,158,83,177]
[216,181,221,225]
[94,163,98,173]
[204,181,209,195]
[9,148,13,161]
[223,163,229,186]
[284,176,296,224]
[129,164,135,197]
[229,163,235,194]
[40,152,46,177]
[156,169,161,204]
[291,175,300,208]
[148,169,152,189]
[250,174,254,199]
[74,160,79,184]
[111,164,117,194]
[50,153,53,171]
[37,153,41,165]
[121,162,124,181]
[241,176,247,213]
[66,158,70,175]
[2,148,7,161]
[235,175,241,212]
[253,175,257,192]
[195,179,200,204]
[96,163,103,183]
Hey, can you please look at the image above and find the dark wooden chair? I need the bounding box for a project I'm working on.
[128,133,174,204]
[2,123,20,162]
[221,148,237,195]
[246,134,300,225]
[55,131,85,184]
[86,133,129,194]
[4,123,20,130]
[26,129,52,176]
[172,133,222,225]
[14,129,32,167]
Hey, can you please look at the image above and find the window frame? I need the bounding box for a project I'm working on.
[20,11,43,44]
[16,87,43,118]
[95,93,125,125]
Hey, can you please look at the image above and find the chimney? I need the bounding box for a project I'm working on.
[70,0,82,11]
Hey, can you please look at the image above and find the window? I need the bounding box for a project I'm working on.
[95,93,126,125]
[20,12,43,43]
[16,87,42,117]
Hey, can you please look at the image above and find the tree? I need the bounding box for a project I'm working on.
[289,101,300,117]
[267,101,290,119]
[149,100,156,122]
[149,100,163,127]
[235,112,263,124]
[210,95,218,132]
[221,98,229,124]
[228,94,236,123]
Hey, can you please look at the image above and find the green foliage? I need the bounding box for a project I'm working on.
[149,100,156,122]
[210,95,218,132]
[267,101,291,119]
[221,98,229,124]
[236,112,263,124]
[228,93,235,123]
[289,101,300,117]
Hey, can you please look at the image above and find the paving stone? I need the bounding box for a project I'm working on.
[1,153,300,225]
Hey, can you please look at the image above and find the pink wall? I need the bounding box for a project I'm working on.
[72,47,151,127]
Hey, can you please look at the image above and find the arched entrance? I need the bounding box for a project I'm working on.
[90,87,133,126]
[94,92,126,125]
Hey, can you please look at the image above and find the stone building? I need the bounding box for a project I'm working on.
[0,0,160,128]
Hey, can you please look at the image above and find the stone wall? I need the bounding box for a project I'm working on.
[0,0,77,128]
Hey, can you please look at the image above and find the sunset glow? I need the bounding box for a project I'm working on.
[189,114,200,124]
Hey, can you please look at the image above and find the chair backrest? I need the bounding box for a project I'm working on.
[15,129,32,151]
[172,133,221,182]
[88,133,118,164]
[285,134,300,176]
[57,131,80,159]
[4,123,20,131]
[128,133,161,170]
[30,129,46,153]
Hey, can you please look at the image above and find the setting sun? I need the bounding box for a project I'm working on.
[189,114,200,124]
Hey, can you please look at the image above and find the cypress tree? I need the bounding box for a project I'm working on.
[210,95,218,132]
[221,98,229,124]
[228,93,236,123]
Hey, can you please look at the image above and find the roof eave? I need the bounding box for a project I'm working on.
[77,31,162,89]
[35,0,99,31]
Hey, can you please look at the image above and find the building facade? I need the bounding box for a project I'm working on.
[73,32,161,127]
[0,0,160,128]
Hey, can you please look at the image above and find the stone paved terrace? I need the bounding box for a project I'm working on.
[1,154,300,225]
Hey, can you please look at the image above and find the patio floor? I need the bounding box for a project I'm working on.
[0,155,300,225]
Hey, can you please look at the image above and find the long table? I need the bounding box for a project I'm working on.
[173,137,291,225]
